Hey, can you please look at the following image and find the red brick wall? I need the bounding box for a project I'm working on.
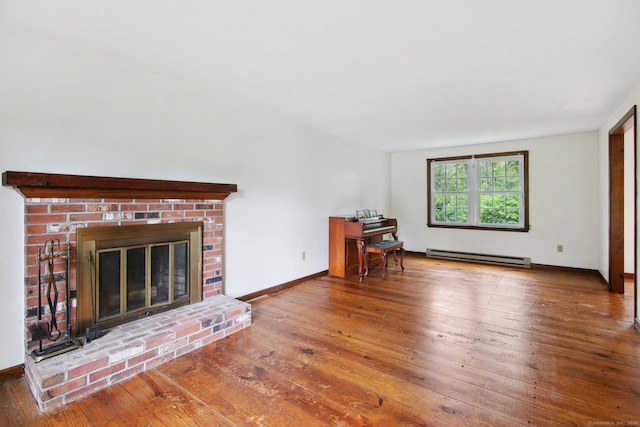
[23,198,224,350]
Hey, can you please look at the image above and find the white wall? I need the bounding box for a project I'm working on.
[0,24,391,370]
[391,132,599,268]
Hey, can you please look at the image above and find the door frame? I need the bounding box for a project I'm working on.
[608,105,636,299]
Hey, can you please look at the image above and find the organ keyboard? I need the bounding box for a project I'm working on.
[329,216,399,279]
[361,225,396,236]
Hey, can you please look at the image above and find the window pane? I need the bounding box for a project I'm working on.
[433,195,445,221]
[456,194,468,222]
[505,194,520,224]
[479,162,491,177]
[480,194,492,209]
[439,194,468,223]
[174,242,188,300]
[444,195,456,222]
[479,178,491,191]
[445,195,453,221]
[505,193,520,207]
[506,208,520,224]
[98,250,120,319]
[479,194,493,224]
[126,247,146,311]
[479,194,521,225]
[506,177,519,191]
[151,245,170,305]
[479,208,492,224]
[434,178,445,192]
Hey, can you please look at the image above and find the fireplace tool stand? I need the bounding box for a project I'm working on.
[29,239,80,362]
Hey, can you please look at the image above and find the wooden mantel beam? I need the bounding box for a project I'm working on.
[2,171,238,200]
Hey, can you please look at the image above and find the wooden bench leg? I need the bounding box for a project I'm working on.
[391,248,398,265]
[362,250,369,282]
[358,240,365,282]
[382,247,404,279]
[379,251,387,279]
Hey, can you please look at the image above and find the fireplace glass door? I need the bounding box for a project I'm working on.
[96,241,189,321]
[77,222,203,334]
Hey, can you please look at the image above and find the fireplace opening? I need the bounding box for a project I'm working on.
[77,222,203,334]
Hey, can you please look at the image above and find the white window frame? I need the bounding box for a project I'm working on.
[427,151,529,231]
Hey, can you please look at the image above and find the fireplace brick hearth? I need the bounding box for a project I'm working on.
[26,295,250,412]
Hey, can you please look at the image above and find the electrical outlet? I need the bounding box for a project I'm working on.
[302,251,306,261]
[557,245,563,253]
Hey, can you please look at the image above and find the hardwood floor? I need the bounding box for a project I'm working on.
[2,256,639,426]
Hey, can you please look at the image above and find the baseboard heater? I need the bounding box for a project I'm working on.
[426,248,531,268]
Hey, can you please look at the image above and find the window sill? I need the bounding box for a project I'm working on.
[427,222,529,232]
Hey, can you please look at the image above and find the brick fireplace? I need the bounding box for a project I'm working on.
[2,172,251,412]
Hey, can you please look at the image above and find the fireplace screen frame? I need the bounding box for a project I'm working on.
[76,222,203,335]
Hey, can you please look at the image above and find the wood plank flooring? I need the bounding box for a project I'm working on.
[2,256,639,426]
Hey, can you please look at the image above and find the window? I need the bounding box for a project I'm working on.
[427,150,529,231]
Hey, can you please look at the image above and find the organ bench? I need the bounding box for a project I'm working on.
[364,239,405,280]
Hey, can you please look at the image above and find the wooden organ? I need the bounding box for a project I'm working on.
[328,216,399,280]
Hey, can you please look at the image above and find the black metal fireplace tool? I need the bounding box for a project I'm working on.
[28,239,80,362]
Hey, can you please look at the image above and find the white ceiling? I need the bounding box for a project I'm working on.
[2,1,640,152]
